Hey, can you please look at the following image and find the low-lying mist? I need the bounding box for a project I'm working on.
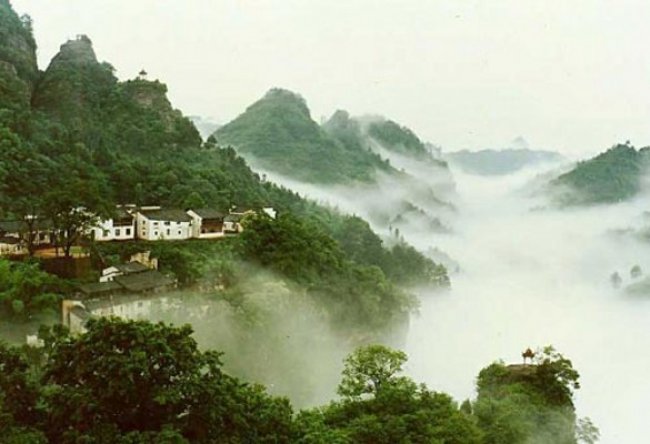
[250,155,650,441]
[146,265,352,407]
[405,165,650,444]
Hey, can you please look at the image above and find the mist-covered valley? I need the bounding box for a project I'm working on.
[239,148,650,443]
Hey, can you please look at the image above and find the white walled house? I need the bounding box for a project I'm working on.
[187,208,225,239]
[136,208,193,241]
[223,214,244,234]
[91,207,136,241]
[99,261,150,283]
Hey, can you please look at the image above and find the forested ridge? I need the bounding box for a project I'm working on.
[550,143,650,205]
[0,0,447,332]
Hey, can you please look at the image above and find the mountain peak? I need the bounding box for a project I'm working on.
[50,34,98,67]
[509,136,530,150]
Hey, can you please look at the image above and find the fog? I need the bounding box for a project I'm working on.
[145,265,352,407]
[251,156,650,442]
[405,165,650,444]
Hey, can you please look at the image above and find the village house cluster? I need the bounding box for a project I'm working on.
[0,205,277,256]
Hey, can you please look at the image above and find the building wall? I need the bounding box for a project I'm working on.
[92,219,135,241]
[136,213,192,241]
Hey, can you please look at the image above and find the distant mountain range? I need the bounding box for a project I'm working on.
[446,140,564,175]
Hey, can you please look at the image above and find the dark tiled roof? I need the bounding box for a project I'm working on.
[230,207,256,214]
[192,208,225,220]
[114,270,174,293]
[0,220,23,232]
[0,219,52,232]
[113,262,149,274]
[0,236,22,245]
[78,281,123,296]
[224,214,242,222]
[139,208,192,222]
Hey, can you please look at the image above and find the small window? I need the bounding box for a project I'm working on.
[115,229,121,236]
[103,229,109,237]
[166,229,170,236]
[178,230,181,235]
[164,221,170,226]
[125,228,131,236]
[154,231,158,236]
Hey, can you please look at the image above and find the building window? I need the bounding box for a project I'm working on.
[126,228,131,236]
[103,230,109,237]
[166,229,170,236]
[164,221,170,226]
[115,229,121,236]
[178,230,182,235]
[154,231,158,236]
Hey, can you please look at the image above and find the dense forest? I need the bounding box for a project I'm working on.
[0,0,447,336]
[215,89,395,184]
[0,317,596,443]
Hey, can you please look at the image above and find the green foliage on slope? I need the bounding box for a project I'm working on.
[367,118,432,160]
[1,321,592,443]
[216,89,394,183]
[551,144,649,205]
[0,0,448,337]
[472,347,587,444]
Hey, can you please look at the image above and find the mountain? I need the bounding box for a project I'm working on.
[0,0,37,129]
[0,2,448,340]
[549,143,650,205]
[215,89,394,184]
[446,146,564,176]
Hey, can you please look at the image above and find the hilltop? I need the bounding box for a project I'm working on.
[549,143,650,205]
[215,88,395,183]
[0,0,448,342]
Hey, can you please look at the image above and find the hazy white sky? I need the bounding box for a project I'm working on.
[11,0,650,157]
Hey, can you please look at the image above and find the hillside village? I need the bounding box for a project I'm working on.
[2,204,275,334]
[0,204,277,255]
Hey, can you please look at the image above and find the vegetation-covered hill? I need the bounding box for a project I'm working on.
[0,0,447,338]
[0,319,595,443]
[550,143,650,205]
[216,89,394,184]
[447,148,564,175]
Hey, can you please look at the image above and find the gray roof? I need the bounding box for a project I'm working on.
[192,208,225,220]
[0,220,23,233]
[114,270,174,293]
[139,208,192,222]
[77,281,123,296]
[0,219,52,232]
[113,262,149,274]
[0,236,22,245]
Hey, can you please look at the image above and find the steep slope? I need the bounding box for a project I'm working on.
[0,9,447,340]
[550,144,650,205]
[0,0,37,128]
[321,110,455,234]
[215,89,394,184]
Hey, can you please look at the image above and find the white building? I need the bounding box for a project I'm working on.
[99,261,150,283]
[136,207,193,241]
[92,207,136,241]
[187,208,225,239]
